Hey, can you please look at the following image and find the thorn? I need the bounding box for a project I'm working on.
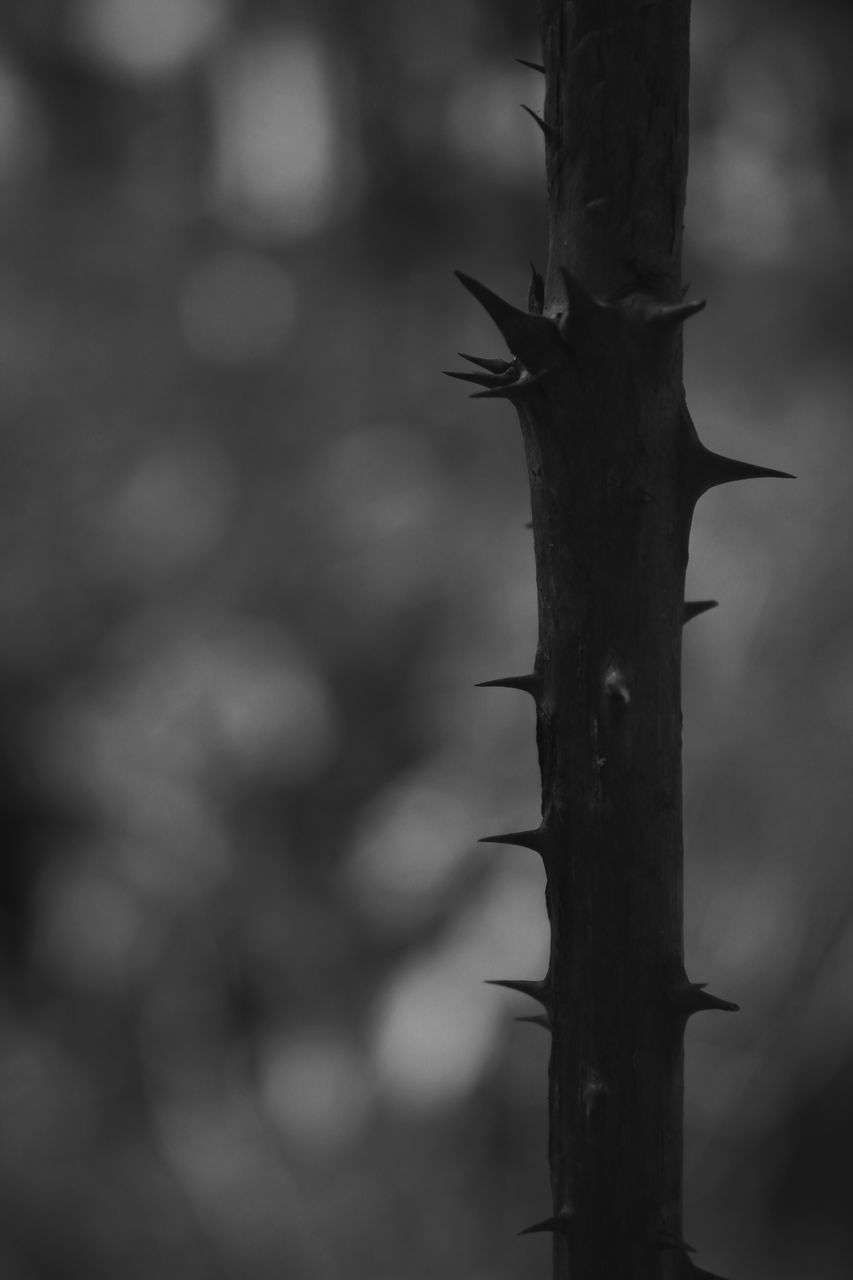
[515,1013,551,1031]
[656,1231,696,1254]
[680,403,795,506]
[644,297,706,327]
[668,981,739,1017]
[527,260,545,315]
[519,1208,573,1237]
[683,600,718,624]
[585,195,610,216]
[603,665,631,705]
[479,827,550,859]
[476,673,539,697]
[442,368,515,389]
[458,351,513,374]
[454,270,564,369]
[469,369,549,400]
[484,977,551,1009]
[515,57,545,74]
[691,447,795,497]
[520,104,555,141]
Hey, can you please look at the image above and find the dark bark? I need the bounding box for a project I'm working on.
[449,3,791,1278]
[534,9,692,1279]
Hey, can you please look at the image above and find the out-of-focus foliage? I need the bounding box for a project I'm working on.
[0,2,849,1277]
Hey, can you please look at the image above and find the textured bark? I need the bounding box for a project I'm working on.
[449,3,791,1279]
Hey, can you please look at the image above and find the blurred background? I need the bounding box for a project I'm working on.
[0,1,849,1277]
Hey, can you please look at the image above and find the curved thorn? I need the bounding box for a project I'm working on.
[515,57,545,74]
[484,977,551,1008]
[519,1208,573,1237]
[443,368,515,389]
[520,104,555,141]
[478,827,550,858]
[683,600,718,624]
[515,1013,552,1031]
[458,351,513,374]
[668,982,739,1017]
[528,260,545,315]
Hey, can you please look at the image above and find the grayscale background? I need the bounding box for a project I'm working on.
[0,2,847,1278]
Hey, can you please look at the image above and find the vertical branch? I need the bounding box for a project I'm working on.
[448,3,792,1278]
[535,7,692,1279]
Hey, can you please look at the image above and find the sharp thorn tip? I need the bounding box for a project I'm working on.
[484,977,551,1007]
[693,449,796,494]
[668,982,739,1016]
[457,351,512,374]
[478,827,548,856]
[683,600,719,624]
[645,297,706,327]
[520,103,554,140]
[453,270,562,367]
[518,1210,573,1237]
[475,674,539,696]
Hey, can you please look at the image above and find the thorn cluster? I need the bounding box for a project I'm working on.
[452,269,568,375]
